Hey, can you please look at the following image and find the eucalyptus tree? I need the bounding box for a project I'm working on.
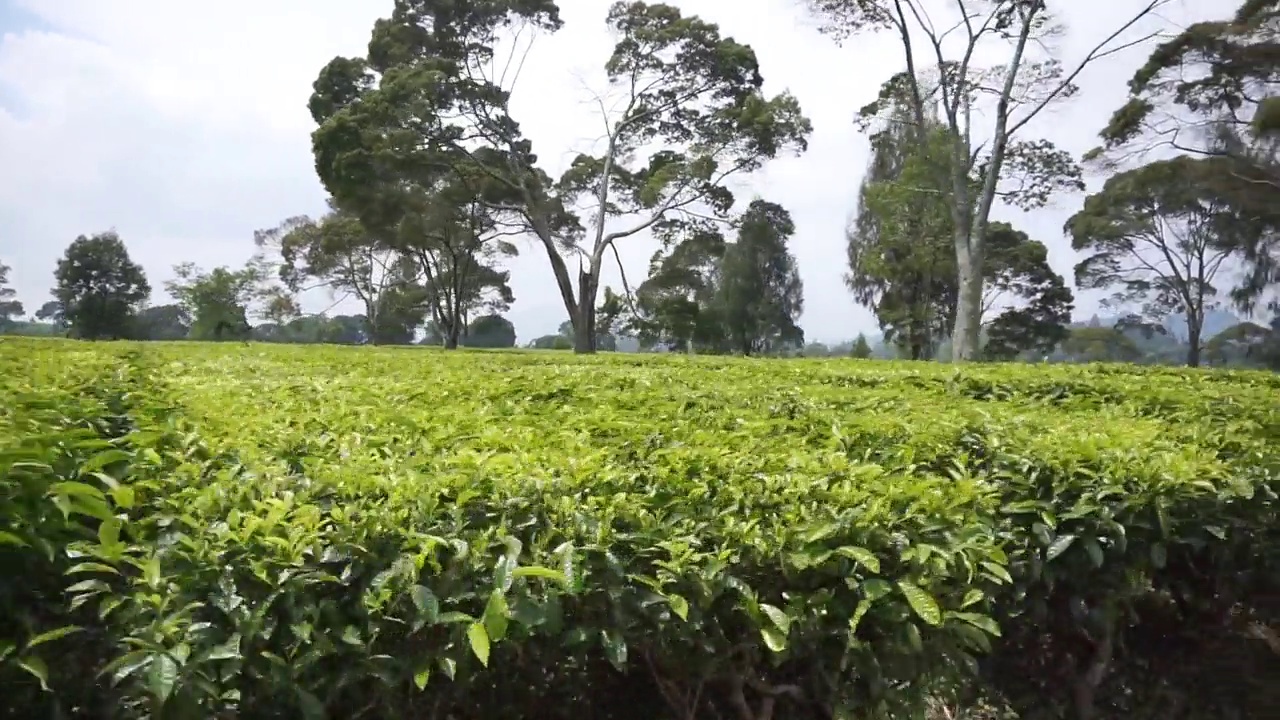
[804,0,1169,360]
[309,0,811,353]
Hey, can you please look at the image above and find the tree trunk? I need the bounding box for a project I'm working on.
[952,232,984,362]
[444,316,461,349]
[576,263,599,353]
[1186,320,1202,368]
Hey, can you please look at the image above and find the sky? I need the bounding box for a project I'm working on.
[0,0,1225,344]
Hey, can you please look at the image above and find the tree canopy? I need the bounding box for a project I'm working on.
[309,0,810,353]
[52,232,151,340]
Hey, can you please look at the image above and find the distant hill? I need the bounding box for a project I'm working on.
[1082,310,1242,340]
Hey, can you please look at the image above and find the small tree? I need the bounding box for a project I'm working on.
[165,261,277,341]
[463,315,517,348]
[52,232,151,340]
[850,333,873,359]
[1066,157,1236,367]
[0,261,23,330]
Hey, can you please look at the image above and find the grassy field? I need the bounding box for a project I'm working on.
[3,338,1278,719]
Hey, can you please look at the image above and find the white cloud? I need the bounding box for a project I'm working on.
[0,0,1225,343]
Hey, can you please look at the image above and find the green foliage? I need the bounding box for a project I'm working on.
[1096,0,1280,314]
[52,232,151,340]
[850,333,872,359]
[164,261,274,341]
[716,199,805,354]
[132,304,191,341]
[312,0,809,353]
[1067,157,1243,367]
[462,314,517,348]
[1060,326,1143,364]
[2,338,1278,718]
[0,261,23,330]
[628,200,804,355]
[848,100,1072,361]
[850,117,959,359]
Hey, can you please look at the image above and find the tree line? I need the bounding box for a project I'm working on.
[2,0,1278,368]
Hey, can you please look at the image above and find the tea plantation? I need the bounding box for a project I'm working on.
[3,338,1278,719]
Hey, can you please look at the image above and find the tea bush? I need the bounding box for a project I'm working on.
[2,339,1277,719]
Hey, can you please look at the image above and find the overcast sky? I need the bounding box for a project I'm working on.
[0,0,1222,343]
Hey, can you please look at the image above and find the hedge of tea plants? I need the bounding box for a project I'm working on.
[2,338,1278,719]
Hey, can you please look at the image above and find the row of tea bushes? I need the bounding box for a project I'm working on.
[3,339,1278,718]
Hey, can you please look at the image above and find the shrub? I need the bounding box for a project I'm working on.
[2,339,1277,719]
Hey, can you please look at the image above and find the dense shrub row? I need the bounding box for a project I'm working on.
[2,339,1278,719]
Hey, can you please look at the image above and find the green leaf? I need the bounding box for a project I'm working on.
[848,599,872,635]
[759,603,791,634]
[100,649,151,684]
[482,590,509,642]
[297,688,326,720]
[66,579,111,595]
[48,481,105,500]
[835,545,881,573]
[905,622,923,653]
[980,560,1013,584]
[601,629,627,670]
[666,593,689,621]
[1045,533,1077,561]
[761,626,788,653]
[961,588,984,609]
[0,530,29,547]
[897,581,942,627]
[1083,537,1104,567]
[467,623,490,667]
[410,585,438,621]
[68,561,120,575]
[861,578,893,601]
[98,517,122,547]
[26,625,82,649]
[340,626,362,646]
[413,664,430,690]
[511,566,568,585]
[81,448,132,474]
[437,611,476,625]
[110,486,136,510]
[16,655,50,691]
[147,653,178,704]
[949,611,1001,636]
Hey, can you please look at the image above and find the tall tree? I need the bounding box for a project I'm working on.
[133,304,192,341]
[52,232,151,340]
[256,207,411,344]
[846,79,1073,361]
[1095,0,1280,314]
[165,261,276,341]
[34,301,62,325]
[1066,157,1236,366]
[848,108,956,359]
[310,0,810,354]
[980,225,1074,360]
[395,169,520,349]
[0,261,23,330]
[629,224,729,352]
[804,0,1168,361]
[716,200,805,355]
